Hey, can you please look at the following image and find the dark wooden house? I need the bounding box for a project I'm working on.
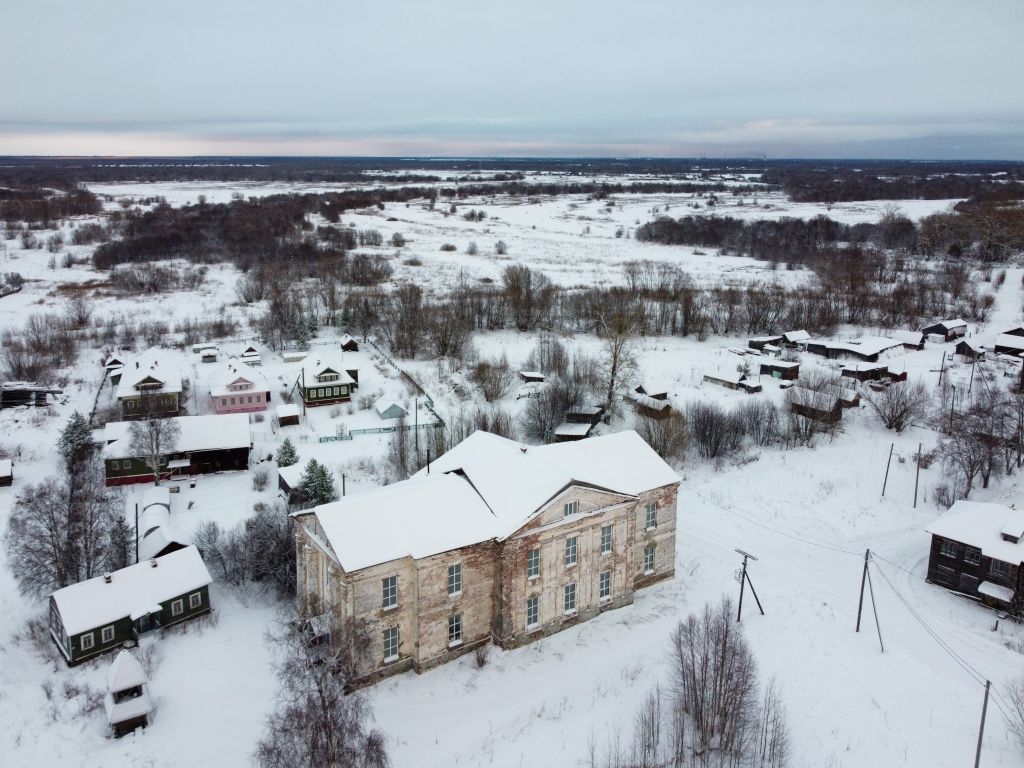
[841,362,889,382]
[116,353,182,420]
[788,387,842,425]
[626,391,673,420]
[0,459,11,487]
[925,501,1022,614]
[748,335,783,352]
[759,360,800,380]
[519,371,546,384]
[297,355,357,408]
[955,339,985,360]
[0,382,63,408]
[921,319,967,342]
[994,334,1024,357]
[566,405,605,425]
[340,333,360,352]
[49,546,213,665]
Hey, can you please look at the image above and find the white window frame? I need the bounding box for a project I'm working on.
[940,539,958,558]
[189,591,202,609]
[111,460,120,470]
[644,544,655,574]
[601,524,612,554]
[383,626,399,662]
[101,625,115,643]
[171,599,184,616]
[527,548,540,579]
[80,632,95,651]
[963,546,982,566]
[564,583,577,614]
[382,575,398,610]
[564,500,579,517]
[565,536,578,568]
[991,559,1011,578]
[448,563,463,596]
[645,502,657,531]
[447,613,463,646]
[526,595,540,630]
[599,570,611,600]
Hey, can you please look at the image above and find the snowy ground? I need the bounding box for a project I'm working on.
[0,178,1020,767]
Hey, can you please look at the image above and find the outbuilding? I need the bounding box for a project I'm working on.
[0,459,11,487]
[841,362,889,382]
[994,334,1024,357]
[748,335,783,352]
[566,405,605,425]
[554,422,594,442]
[758,360,800,380]
[276,403,300,427]
[703,371,761,393]
[340,334,360,352]
[105,650,154,738]
[921,319,967,342]
[955,339,985,360]
[519,371,545,384]
[788,387,842,425]
[625,391,673,420]
[890,330,925,350]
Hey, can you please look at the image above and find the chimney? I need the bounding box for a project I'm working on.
[150,559,158,568]
[103,573,112,583]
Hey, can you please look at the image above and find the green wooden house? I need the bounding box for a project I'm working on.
[297,354,358,408]
[116,351,183,420]
[49,546,213,666]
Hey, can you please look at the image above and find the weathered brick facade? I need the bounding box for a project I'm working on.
[295,479,679,686]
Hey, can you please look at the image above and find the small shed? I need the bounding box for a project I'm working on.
[375,398,408,420]
[340,334,360,352]
[1003,326,1024,338]
[955,339,985,360]
[282,351,308,364]
[703,371,757,392]
[277,403,300,427]
[994,334,1024,357]
[105,355,126,385]
[240,345,262,367]
[759,360,800,380]
[782,330,810,346]
[841,362,889,382]
[519,371,545,384]
[836,386,861,408]
[554,422,594,442]
[626,391,673,420]
[921,319,967,342]
[748,335,783,352]
[0,459,11,487]
[635,383,669,401]
[566,405,605,425]
[105,650,153,738]
[890,330,925,350]
[789,387,842,425]
[200,348,219,364]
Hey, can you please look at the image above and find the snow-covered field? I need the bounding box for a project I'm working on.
[0,177,1021,767]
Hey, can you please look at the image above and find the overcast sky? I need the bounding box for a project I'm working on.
[3,0,1022,159]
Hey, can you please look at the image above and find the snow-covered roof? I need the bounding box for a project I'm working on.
[934,319,967,330]
[760,360,800,369]
[789,387,839,411]
[105,689,154,725]
[783,330,810,343]
[276,403,300,419]
[51,546,212,636]
[519,370,545,379]
[339,333,358,346]
[704,370,746,385]
[107,649,147,693]
[140,505,170,536]
[994,334,1024,351]
[299,354,356,385]
[567,405,603,416]
[890,330,924,345]
[626,391,671,411]
[958,339,984,353]
[115,350,183,400]
[978,581,1014,603]
[139,523,189,562]
[926,501,1024,565]
[842,362,888,372]
[828,337,904,357]
[749,335,783,343]
[554,422,592,437]
[210,360,269,397]
[0,459,10,477]
[637,382,669,397]
[102,414,252,460]
[142,485,170,512]
[374,398,408,418]
[307,430,679,572]
[1001,518,1024,540]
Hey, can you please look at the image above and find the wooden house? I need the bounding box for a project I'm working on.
[703,371,761,393]
[566,405,605,425]
[994,334,1024,357]
[554,422,594,442]
[293,430,679,687]
[634,383,669,401]
[811,337,905,363]
[102,413,251,486]
[340,333,360,352]
[782,330,810,347]
[0,382,63,409]
[276,403,300,427]
[759,360,800,380]
[890,330,925,350]
[117,351,182,420]
[841,362,889,382]
[49,546,213,665]
[748,335,783,352]
[297,355,357,408]
[239,345,262,367]
[0,459,11,487]
[211,362,271,414]
[1004,327,1024,338]
[519,371,545,384]
[626,391,673,420]
[105,651,154,737]
[921,319,967,342]
[955,339,985,360]
[788,387,842,425]
[926,501,1022,614]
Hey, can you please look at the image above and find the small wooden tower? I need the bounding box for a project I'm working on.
[104,650,153,737]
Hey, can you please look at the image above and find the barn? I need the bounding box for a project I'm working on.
[841,362,889,382]
[921,319,967,342]
[890,330,925,350]
[758,360,800,380]
[276,403,300,427]
[955,339,985,360]
[788,387,842,425]
[625,391,673,420]
[340,333,360,352]
[748,335,783,352]
[993,334,1024,357]
[703,371,762,393]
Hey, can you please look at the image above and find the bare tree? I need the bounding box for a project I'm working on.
[470,356,514,402]
[521,377,586,444]
[254,607,389,768]
[864,381,930,432]
[633,411,688,463]
[1008,676,1024,751]
[598,311,639,413]
[128,406,181,485]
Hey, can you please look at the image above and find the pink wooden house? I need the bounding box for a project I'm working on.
[211,362,271,414]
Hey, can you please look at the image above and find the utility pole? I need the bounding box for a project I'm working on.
[913,442,922,509]
[856,549,870,632]
[949,385,956,433]
[414,396,419,453]
[881,444,894,496]
[735,549,765,622]
[341,473,346,497]
[135,503,139,564]
[974,680,990,768]
[938,352,946,386]
[866,560,884,652]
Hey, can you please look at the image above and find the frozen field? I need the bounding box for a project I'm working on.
[0,180,1019,767]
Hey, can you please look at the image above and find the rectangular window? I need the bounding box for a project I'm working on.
[940,539,959,558]
[448,563,463,595]
[564,583,577,614]
[599,570,611,600]
[991,559,1011,578]
[247,396,253,404]
[963,547,982,566]
[448,613,462,645]
[111,460,120,470]
[383,627,399,661]
[221,399,227,406]
[527,548,540,579]
[171,599,184,617]
[230,397,236,405]
[333,387,340,396]
[564,500,579,517]
[565,536,578,567]
[123,459,131,469]
[101,625,115,643]
[80,632,94,651]
[601,524,612,554]
[526,596,539,629]
[644,544,656,574]
[189,592,202,609]
[645,503,657,530]
[382,575,398,609]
